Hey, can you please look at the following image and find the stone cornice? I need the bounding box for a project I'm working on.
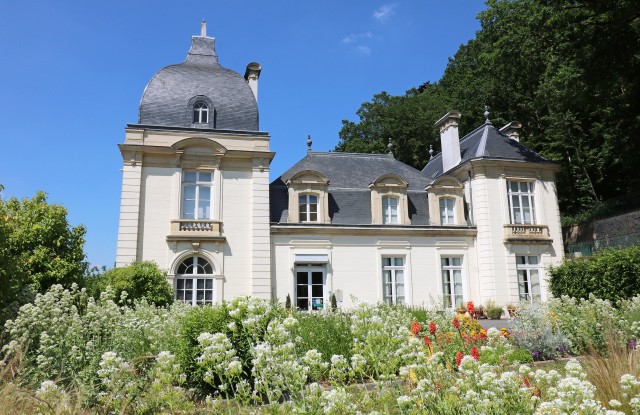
[270,224,477,237]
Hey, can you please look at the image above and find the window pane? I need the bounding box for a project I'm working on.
[309,203,317,213]
[396,283,404,296]
[394,258,403,266]
[297,284,308,298]
[452,258,461,266]
[312,285,323,297]
[528,256,538,265]
[199,172,212,182]
[395,270,404,284]
[297,299,309,310]
[311,298,323,310]
[383,283,392,298]
[203,261,213,274]
[205,279,213,289]
[383,258,391,267]
[531,270,541,300]
[197,279,204,289]
[516,256,525,265]
[441,258,449,267]
[184,172,197,183]
[185,290,192,301]
[205,291,213,301]
[193,111,199,123]
[297,272,308,285]
[509,182,519,192]
[312,272,323,285]
[309,212,317,221]
[383,270,392,283]
[396,296,405,305]
[309,195,318,204]
[177,279,184,289]
[185,279,193,289]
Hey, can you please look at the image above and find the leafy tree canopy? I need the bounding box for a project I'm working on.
[0,190,88,319]
[336,0,640,217]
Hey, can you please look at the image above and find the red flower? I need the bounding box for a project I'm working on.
[423,336,431,347]
[466,301,475,316]
[411,321,421,336]
[471,347,480,361]
[429,321,437,335]
[455,351,464,366]
[453,317,461,329]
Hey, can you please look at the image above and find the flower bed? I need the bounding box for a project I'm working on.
[1,286,640,414]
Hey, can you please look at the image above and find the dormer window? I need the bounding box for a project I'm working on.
[382,196,399,224]
[286,171,330,224]
[299,194,318,222]
[193,102,209,124]
[439,198,455,225]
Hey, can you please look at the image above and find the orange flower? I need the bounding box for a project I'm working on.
[429,321,437,335]
[455,351,464,366]
[423,336,431,347]
[411,321,421,336]
[453,317,461,329]
[466,301,475,316]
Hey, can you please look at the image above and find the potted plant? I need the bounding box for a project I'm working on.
[474,305,485,319]
[485,300,503,320]
[455,301,466,315]
[507,304,517,317]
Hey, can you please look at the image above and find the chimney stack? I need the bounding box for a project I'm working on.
[244,62,262,102]
[499,121,522,142]
[435,110,462,172]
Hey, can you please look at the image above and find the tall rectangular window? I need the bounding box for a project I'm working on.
[382,196,399,224]
[182,171,212,220]
[507,181,536,224]
[295,266,325,311]
[439,198,455,225]
[516,255,541,301]
[441,257,463,308]
[299,194,318,222]
[382,257,404,305]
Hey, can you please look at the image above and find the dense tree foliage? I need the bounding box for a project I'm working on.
[336,0,640,217]
[91,261,174,307]
[0,190,88,319]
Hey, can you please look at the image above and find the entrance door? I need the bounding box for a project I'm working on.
[295,266,326,311]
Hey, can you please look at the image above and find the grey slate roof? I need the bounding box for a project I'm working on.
[422,122,552,179]
[138,36,259,132]
[270,152,431,225]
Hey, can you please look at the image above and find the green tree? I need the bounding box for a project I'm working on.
[0,190,88,319]
[94,261,173,307]
[336,0,640,218]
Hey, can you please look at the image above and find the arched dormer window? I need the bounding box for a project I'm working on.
[193,102,209,124]
[286,170,330,223]
[299,194,319,222]
[176,256,214,305]
[369,174,410,225]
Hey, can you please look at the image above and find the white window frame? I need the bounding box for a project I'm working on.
[382,257,405,305]
[298,193,319,222]
[441,257,464,309]
[182,171,213,220]
[507,180,536,225]
[295,265,326,311]
[439,197,455,225]
[175,256,215,306]
[193,102,209,124]
[516,255,541,301]
[382,196,399,224]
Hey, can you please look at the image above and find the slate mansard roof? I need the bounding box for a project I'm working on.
[138,35,259,131]
[270,152,432,225]
[422,121,553,179]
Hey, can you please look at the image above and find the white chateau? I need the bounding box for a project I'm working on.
[116,26,564,310]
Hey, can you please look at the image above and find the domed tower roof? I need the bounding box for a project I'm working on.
[138,23,259,131]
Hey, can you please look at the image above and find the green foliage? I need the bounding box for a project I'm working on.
[174,304,230,393]
[336,0,640,217]
[549,244,640,302]
[94,261,174,307]
[292,312,353,364]
[0,191,87,322]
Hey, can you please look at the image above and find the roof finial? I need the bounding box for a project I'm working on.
[429,144,434,160]
[201,19,207,37]
[387,138,394,157]
[306,134,312,154]
[484,105,491,124]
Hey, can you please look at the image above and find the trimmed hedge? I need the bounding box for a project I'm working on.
[549,244,640,302]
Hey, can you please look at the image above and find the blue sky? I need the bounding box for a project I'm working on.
[0,1,486,268]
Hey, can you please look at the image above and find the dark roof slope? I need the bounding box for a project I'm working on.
[422,122,552,179]
[139,36,258,132]
[270,152,431,225]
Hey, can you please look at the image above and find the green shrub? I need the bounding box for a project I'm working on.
[549,244,640,302]
[293,312,353,363]
[175,304,230,393]
[94,261,174,306]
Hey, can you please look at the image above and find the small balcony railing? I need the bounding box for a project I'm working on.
[167,219,224,241]
[504,224,552,243]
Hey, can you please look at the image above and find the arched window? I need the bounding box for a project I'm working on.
[382,196,399,224]
[175,256,214,305]
[193,102,209,124]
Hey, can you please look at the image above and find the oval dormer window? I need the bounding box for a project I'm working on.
[193,102,209,124]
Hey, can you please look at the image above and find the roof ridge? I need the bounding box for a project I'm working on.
[310,152,394,158]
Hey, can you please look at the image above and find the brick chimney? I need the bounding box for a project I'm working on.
[435,111,462,172]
